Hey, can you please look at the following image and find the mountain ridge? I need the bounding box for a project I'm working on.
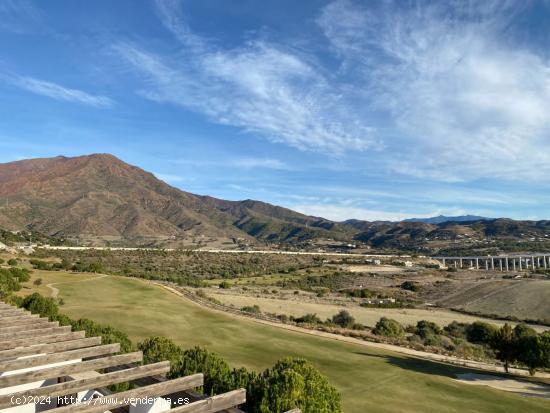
[0,154,548,251]
[0,154,351,246]
[403,215,493,224]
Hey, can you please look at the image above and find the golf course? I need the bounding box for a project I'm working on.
[19,271,550,413]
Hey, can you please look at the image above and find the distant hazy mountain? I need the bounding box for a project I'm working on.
[404,215,493,224]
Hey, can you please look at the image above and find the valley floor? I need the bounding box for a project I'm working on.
[17,271,550,413]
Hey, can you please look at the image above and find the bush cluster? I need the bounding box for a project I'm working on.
[371,316,550,374]
[11,292,342,412]
[139,337,341,413]
[0,267,30,298]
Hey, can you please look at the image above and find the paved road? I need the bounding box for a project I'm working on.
[38,245,414,258]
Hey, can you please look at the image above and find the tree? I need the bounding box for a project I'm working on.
[138,336,183,372]
[171,346,236,395]
[515,326,547,375]
[10,267,30,282]
[491,323,516,372]
[248,358,342,413]
[7,258,18,266]
[70,318,134,354]
[61,258,72,270]
[513,323,537,340]
[33,278,43,286]
[537,332,550,370]
[331,310,355,328]
[415,320,441,339]
[0,268,22,298]
[20,293,58,320]
[373,317,405,338]
[88,261,104,273]
[466,321,498,344]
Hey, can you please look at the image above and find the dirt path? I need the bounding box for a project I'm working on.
[155,282,550,380]
[46,274,110,298]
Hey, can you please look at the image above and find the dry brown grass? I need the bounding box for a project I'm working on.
[207,291,549,332]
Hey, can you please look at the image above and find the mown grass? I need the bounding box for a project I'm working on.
[20,271,550,413]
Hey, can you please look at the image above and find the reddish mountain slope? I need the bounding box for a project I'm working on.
[0,154,345,244]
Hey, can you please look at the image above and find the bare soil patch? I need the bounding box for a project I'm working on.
[455,373,550,399]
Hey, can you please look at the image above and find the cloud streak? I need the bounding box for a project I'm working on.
[116,0,550,183]
[0,0,43,34]
[113,0,376,153]
[230,158,291,170]
[317,0,550,181]
[292,203,467,222]
[4,74,114,108]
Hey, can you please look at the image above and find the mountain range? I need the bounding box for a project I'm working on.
[0,154,548,251]
[0,154,351,246]
[404,215,493,224]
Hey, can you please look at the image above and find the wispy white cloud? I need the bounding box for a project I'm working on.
[115,0,550,184]
[292,203,467,222]
[171,156,291,170]
[317,0,550,182]
[0,0,43,34]
[4,74,114,108]
[230,158,290,170]
[227,183,246,191]
[112,1,377,153]
[153,0,205,52]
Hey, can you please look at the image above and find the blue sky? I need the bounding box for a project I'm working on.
[1,0,550,221]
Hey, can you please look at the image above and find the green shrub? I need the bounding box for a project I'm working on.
[516,331,550,375]
[294,313,322,324]
[277,314,289,323]
[0,269,21,297]
[30,259,53,270]
[345,288,376,298]
[466,321,498,344]
[14,267,30,282]
[172,346,238,395]
[444,321,468,339]
[400,281,419,291]
[241,305,261,314]
[415,320,441,339]
[373,317,405,338]
[20,293,59,320]
[248,358,342,413]
[331,310,355,328]
[139,336,183,370]
[219,281,231,289]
